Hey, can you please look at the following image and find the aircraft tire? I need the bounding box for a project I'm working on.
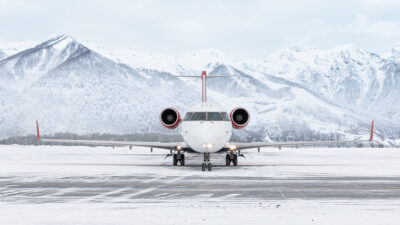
[173,154,178,166]
[233,155,238,166]
[225,154,231,166]
[180,154,185,166]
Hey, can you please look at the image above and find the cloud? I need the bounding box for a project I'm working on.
[0,0,400,58]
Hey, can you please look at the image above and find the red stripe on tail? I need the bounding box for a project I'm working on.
[369,120,374,141]
[36,120,40,141]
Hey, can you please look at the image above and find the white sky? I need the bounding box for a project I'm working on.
[0,0,400,58]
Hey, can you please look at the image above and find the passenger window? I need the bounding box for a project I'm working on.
[207,112,223,121]
[221,112,230,121]
[183,112,193,121]
[191,112,206,121]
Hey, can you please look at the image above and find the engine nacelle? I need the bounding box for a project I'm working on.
[230,107,250,129]
[160,108,181,129]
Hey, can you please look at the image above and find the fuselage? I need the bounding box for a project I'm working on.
[180,102,232,153]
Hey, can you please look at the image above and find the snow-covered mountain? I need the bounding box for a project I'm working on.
[1,35,398,146]
[0,41,37,61]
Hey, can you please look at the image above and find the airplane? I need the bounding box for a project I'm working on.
[36,71,375,171]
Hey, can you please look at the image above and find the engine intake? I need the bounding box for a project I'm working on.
[160,108,181,129]
[230,107,250,129]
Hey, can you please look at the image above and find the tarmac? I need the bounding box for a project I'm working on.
[1,146,400,204]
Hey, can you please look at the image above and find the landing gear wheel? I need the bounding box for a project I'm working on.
[225,154,231,166]
[180,154,185,166]
[202,163,206,171]
[201,153,211,172]
[233,155,238,166]
[173,154,178,166]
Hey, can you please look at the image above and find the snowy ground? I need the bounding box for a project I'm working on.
[1,145,400,225]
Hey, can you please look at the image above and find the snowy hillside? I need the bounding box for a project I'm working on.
[0,41,37,61]
[0,35,398,145]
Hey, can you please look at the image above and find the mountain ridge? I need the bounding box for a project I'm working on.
[0,35,398,146]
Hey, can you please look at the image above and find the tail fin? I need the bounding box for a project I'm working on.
[369,120,374,141]
[201,71,207,102]
[174,71,239,103]
[36,120,40,141]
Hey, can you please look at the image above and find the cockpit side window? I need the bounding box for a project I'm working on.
[183,112,193,121]
[221,112,231,121]
[191,112,206,121]
[207,112,223,121]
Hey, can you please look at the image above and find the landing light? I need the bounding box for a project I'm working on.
[203,143,213,148]
[229,145,237,151]
[176,145,182,150]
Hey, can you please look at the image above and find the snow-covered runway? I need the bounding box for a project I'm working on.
[1,145,400,224]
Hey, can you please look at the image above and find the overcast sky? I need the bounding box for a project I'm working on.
[1,0,400,58]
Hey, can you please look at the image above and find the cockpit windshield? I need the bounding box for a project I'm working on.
[183,112,231,121]
[183,112,193,120]
[191,112,206,121]
[220,112,230,121]
[207,112,223,121]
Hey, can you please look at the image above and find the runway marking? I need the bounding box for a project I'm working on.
[155,193,169,197]
[164,176,186,184]
[1,189,25,197]
[165,193,180,198]
[2,188,51,199]
[50,188,78,196]
[74,188,130,203]
[142,177,162,184]
[110,188,157,202]
[221,193,241,198]
[278,188,287,202]
[193,194,214,198]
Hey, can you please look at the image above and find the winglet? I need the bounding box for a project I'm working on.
[36,120,40,141]
[369,120,374,141]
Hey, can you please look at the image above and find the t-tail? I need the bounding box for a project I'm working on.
[176,70,236,103]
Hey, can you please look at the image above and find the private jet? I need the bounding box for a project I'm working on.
[36,71,374,171]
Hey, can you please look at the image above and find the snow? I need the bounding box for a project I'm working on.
[1,201,399,225]
[0,145,400,225]
[0,35,400,146]
[1,145,399,177]
[0,41,37,60]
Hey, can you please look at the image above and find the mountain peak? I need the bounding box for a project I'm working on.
[185,48,228,60]
[391,43,400,53]
[329,44,373,56]
[40,34,78,50]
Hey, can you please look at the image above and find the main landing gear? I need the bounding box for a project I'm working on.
[202,153,212,171]
[226,152,238,166]
[172,152,185,166]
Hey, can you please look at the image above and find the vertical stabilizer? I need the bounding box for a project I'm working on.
[201,71,207,102]
[369,120,374,141]
[36,120,40,141]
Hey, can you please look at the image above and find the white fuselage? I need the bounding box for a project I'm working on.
[180,102,232,153]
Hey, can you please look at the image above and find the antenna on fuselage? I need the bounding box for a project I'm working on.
[174,71,238,103]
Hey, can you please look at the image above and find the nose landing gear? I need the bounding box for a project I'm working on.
[201,153,212,171]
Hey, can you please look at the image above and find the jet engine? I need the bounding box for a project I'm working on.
[230,107,250,129]
[160,108,181,129]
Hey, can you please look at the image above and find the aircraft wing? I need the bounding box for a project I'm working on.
[230,121,374,151]
[36,121,185,150]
